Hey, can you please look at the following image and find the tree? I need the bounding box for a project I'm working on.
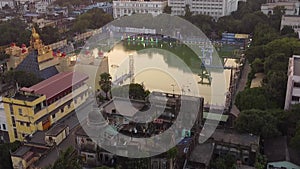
[252,24,279,46]
[269,6,285,30]
[0,141,21,169]
[234,109,281,138]
[166,147,178,169]
[254,153,267,169]
[185,14,216,36]
[163,5,172,14]
[0,18,31,46]
[211,154,236,169]
[45,147,81,169]
[281,26,296,37]
[3,70,42,87]
[99,72,112,99]
[235,87,278,111]
[245,45,265,63]
[71,8,113,34]
[37,26,61,45]
[263,71,287,108]
[111,83,150,100]
[264,53,288,74]
[251,58,264,73]
[240,12,267,34]
[184,4,193,18]
[264,37,300,57]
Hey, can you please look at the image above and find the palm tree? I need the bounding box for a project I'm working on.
[45,147,81,169]
[99,72,112,99]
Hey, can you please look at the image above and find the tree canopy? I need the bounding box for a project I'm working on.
[234,109,281,138]
[111,83,150,100]
[0,141,21,169]
[46,147,81,169]
[3,70,42,87]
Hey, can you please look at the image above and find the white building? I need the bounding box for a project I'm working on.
[168,0,240,19]
[35,0,49,13]
[261,2,300,16]
[0,97,8,143]
[0,0,15,9]
[281,15,300,36]
[284,55,300,110]
[113,0,167,19]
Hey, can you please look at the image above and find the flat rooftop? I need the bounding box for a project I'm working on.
[20,71,88,100]
[102,97,146,117]
[46,124,68,137]
[294,56,300,76]
[212,129,260,149]
[188,142,214,166]
[11,92,40,102]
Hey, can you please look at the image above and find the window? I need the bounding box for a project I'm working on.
[26,123,30,127]
[14,129,18,139]
[52,114,56,119]
[10,104,13,115]
[61,108,64,113]
[12,116,16,127]
[294,82,300,88]
[292,96,300,101]
[20,122,24,126]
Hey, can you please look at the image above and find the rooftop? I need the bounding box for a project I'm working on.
[11,145,48,158]
[20,71,88,100]
[188,142,214,166]
[45,124,68,137]
[11,92,40,102]
[102,97,146,117]
[211,129,260,149]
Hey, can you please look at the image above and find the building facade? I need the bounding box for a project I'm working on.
[281,15,300,36]
[261,2,300,16]
[113,0,167,18]
[0,96,9,143]
[2,71,89,142]
[168,0,240,19]
[284,55,300,110]
[0,0,15,9]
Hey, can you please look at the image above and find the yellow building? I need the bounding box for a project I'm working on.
[2,71,89,142]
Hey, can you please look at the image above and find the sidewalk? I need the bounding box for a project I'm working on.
[230,61,251,117]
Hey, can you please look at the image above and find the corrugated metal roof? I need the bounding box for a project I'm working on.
[28,71,88,100]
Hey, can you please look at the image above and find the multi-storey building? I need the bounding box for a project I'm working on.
[0,96,9,143]
[281,15,300,35]
[2,71,89,142]
[168,0,240,19]
[0,0,15,9]
[285,55,300,110]
[113,0,167,19]
[261,1,300,16]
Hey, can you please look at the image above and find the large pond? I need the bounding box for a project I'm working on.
[104,40,240,106]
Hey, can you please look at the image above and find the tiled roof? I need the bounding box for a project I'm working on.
[16,50,58,79]
[23,71,88,100]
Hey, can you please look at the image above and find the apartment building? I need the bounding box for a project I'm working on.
[113,0,167,18]
[168,0,240,19]
[285,55,300,110]
[2,71,89,142]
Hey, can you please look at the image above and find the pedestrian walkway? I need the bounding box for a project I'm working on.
[230,61,251,117]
